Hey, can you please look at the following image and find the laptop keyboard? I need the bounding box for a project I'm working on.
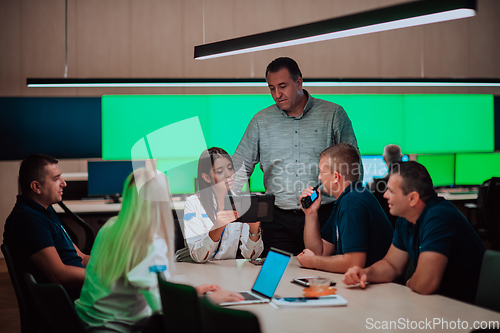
[241,292,261,301]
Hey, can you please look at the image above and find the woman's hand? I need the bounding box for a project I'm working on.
[206,289,244,304]
[209,210,239,242]
[247,221,261,241]
[195,284,221,295]
[213,210,239,230]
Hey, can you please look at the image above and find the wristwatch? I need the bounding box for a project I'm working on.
[249,227,262,237]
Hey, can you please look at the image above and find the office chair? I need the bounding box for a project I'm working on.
[24,273,86,333]
[475,250,500,313]
[57,201,95,254]
[476,177,500,250]
[157,272,204,333]
[199,296,261,333]
[371,177,398,228]
[171,209,185,253]
[1,243,48,333]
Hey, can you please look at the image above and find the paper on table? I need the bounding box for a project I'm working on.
[271,295,348,308]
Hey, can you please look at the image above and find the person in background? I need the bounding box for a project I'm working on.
[178,147,263,262]
[75,168,243,333]
[367,144,403,227]
[343,161,485,304]
[367,144,402,192]
[3,154,88,300]
[297,143,393,273]
[232,57,360,256]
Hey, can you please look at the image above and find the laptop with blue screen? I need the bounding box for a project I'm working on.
[219,247,292,306]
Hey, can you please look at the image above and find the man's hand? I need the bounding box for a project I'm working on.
[297,249,317,269]
[30,246,86,288]
[343,266,368,288]
[299,186,321,215]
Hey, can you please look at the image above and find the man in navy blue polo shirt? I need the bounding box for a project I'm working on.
[3,154,89,299]
[343,161,485,304]
[297,143,394,273]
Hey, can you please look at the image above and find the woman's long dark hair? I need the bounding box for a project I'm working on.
[196,147,233,222]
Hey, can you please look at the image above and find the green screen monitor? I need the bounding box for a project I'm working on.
[249,163,265,193]
[416,154,455,187]
[455,153,500,186]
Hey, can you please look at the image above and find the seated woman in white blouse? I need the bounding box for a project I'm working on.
[179,147,263,263]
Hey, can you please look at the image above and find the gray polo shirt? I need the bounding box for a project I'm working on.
[233,90,359,210]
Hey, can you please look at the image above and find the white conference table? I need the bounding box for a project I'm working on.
[171,258,500,333]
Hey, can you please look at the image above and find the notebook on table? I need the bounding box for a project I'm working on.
[219,247,292,306]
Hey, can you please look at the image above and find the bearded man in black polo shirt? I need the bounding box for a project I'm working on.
[3,154,89,299]
[343,161,485,304]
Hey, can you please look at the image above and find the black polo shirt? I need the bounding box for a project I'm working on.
[393,195,485,303]
[3,195,84,299]
[321,181,394,267]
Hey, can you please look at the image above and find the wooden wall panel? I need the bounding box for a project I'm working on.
[0,0,499,96]
[195,0,237,77]
[75,0,130,78]
[130,0,183,77]
[20,0,75,97]
[469,0,500,78]
[423,20,470,78]
[0,161,22,259]
[0,0,22,96]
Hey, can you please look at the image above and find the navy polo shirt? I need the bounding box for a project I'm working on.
[393,195,485,304]
[3,195,84,299]
[321,181,394,267]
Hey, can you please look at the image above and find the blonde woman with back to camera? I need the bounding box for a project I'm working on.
[75,167,243,333]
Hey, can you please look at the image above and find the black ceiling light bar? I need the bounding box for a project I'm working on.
[26,77,500,88]
[194,0,476,60]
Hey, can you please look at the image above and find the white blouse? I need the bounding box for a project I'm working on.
[181,194,263,263]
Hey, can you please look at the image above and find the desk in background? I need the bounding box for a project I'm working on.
[53,199,186,214]
[436,189,479,226]
[172,258,500,333]
[437,191,478,201]
[53,199,186,251]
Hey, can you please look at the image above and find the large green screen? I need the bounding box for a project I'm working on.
[102,94,494,194]
[404,95,494,154]
[455,153,500,185]
[416,154,455,187]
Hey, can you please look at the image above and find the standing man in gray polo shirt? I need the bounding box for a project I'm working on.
[233,57,360,256]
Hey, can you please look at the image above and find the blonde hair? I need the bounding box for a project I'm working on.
[91,168,175,287]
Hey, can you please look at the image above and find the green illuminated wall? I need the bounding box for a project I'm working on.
[102,94,495,193]
[416,154,455,187]
[455,153,500,185]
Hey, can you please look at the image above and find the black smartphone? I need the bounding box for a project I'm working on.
[249,258,265,265]
[291,277,336,287]
[301,184,320,209]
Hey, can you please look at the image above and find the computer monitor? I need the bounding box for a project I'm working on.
[361,155,388,185]
[455,153,500,186]
[416,154,455,187]
[87,160,146,200]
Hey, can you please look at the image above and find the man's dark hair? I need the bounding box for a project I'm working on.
[265,57,302,82]
[319,143,361,183]
[391,161,435,204]
[19,154,59,195]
